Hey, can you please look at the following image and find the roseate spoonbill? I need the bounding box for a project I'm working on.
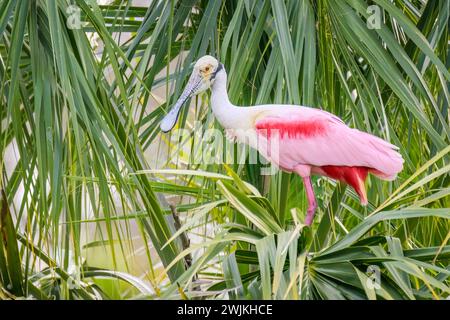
[160,55,404,225]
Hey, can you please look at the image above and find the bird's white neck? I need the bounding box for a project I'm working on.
[210,70,237,129]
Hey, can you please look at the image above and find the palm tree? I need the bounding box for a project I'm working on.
[0,0,448,300]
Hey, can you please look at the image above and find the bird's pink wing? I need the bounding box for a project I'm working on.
[254,109,403,179]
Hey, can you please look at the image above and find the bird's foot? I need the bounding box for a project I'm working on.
[304,204,317,226]
[304,214,314,226]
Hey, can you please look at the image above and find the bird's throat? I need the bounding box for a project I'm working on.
[210,72,236,129]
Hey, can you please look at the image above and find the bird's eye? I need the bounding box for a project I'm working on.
[205,66,210,72]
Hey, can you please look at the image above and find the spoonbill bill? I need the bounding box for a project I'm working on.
[160,55,404,225]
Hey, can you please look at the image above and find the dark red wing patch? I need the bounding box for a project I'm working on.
[321,166,369,205]
[256,118,328,139]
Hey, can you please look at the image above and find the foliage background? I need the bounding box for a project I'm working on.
[0,0,449,299]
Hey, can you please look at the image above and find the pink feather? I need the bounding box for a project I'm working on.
[254,108,403,204]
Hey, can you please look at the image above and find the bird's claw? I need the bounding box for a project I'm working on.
[304,205,317,226]
[304,214,313,226]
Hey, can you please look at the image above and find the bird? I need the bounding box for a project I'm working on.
[160,55,404,226]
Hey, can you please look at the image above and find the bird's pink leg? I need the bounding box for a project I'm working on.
[302,176,317,226]
[294,164,317,226]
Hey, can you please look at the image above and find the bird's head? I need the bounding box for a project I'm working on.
[160,55,224,132]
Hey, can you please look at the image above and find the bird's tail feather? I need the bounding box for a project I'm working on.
[358,131,404,180]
